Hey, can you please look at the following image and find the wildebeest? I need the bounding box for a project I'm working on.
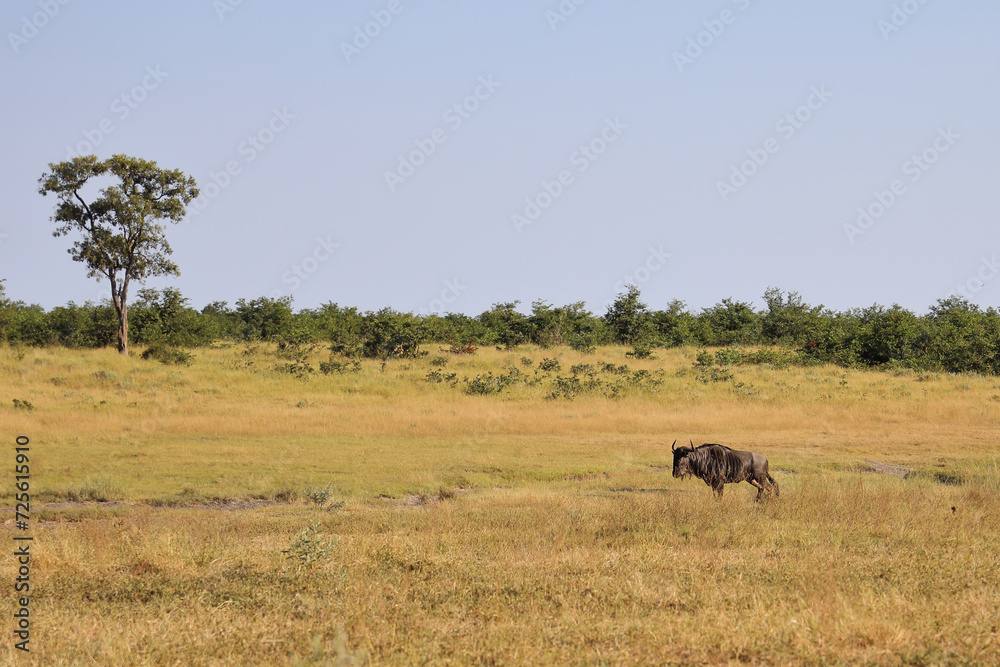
[671,440,779,501]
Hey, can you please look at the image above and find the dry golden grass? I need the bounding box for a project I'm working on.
[1,343,998,664]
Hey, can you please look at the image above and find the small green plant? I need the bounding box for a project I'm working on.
[538,358,561,372]
[463,368,521,395]
[319,359,362,375]
[283,522,336,571]
[545,375,582,400]
[91,370,118,383]
[695,366,734,383]
[305,484,345,512]
[694,350,715,367]
[275,360,315,378]
[306,483,333,506]
[464,373,505,395]
[626,343,655,360]
[429,356,449,367]
[425,370,458,384]
[274,341,317,378]
[303,484,346,511]
[141,342,194,365]
[12,399,34,411]
[519,357,534,367]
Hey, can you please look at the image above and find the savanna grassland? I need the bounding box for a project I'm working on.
[1,343,998,665]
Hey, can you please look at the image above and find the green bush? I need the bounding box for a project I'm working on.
[478,302,530,349]
[132,288,213,347]
[425,370,458,384]
[698,298,762,346]
[923,297,1000,374]
[319,359,362,374]
[854,304,923,367]
[236,296,297,342]
[604,286,655,348]
[141,342,194,366]
[312,303,363,357]
[4,278,1000,378]
[362,309,425,360]
[761,288,824,346]
[652,299,698,347]
[626,342,655,359]
[463,368,521,395]
[538,358,561,372]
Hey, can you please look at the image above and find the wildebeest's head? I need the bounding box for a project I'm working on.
[671,439,699,479]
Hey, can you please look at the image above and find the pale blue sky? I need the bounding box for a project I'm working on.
[2,1,998,315]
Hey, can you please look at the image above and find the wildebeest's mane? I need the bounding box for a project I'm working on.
[685,445,745,484]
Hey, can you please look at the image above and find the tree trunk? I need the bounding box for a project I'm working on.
[117,300,129,355]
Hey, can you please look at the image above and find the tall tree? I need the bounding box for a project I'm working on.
[38,155,198,354]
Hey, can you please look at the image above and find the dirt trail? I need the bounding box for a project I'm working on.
[1,498,294,515]
[861,459,913,478]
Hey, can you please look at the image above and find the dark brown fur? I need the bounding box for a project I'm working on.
[671,441,779,501]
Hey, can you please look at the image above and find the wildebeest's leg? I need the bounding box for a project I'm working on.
[714,482,724,499]
[749,478,765,501]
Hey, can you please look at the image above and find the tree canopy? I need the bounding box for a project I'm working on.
[38,154,198,354]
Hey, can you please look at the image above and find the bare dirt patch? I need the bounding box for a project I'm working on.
[608,487,673,495]
[188,498,292,511]
[1,498,295,519]
[377,487,470,509]
[861,459,913,478]
[1,500,138,514]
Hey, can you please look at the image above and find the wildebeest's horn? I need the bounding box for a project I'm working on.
[671,440,676,451]
[690,439,694,449]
